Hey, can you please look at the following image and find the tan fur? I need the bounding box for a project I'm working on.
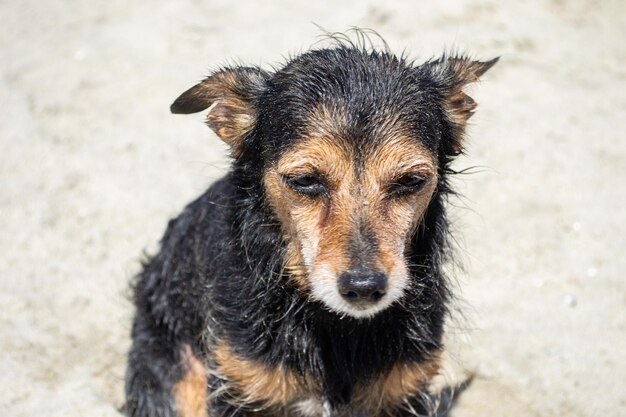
[263,135,355,277]
[283,241,311,291]
[173,345,208,417]
[172,69,265,155]
[200,71,257,148]
[362,135,438,273]
[433,57,498,153]
[354,351,442,414]
[206,99,255,148]
[213,344,440,415]
[443,89,476,153]
[215,344,310,408]
[263,133,436,298]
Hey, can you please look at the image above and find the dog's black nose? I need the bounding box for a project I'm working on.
[338,270,387,303]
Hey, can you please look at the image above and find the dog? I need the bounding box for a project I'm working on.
[125,37,497,417]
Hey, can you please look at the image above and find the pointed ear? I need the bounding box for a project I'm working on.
[171,67,268,155]
[425,55,498,155]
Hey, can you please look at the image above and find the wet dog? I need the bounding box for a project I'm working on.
[125,38,497,417]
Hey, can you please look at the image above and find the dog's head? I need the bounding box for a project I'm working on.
[172,46,496,319]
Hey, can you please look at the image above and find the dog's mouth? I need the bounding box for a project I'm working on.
[308,265,408,319]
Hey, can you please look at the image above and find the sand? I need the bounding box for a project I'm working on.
[1,1,624,416]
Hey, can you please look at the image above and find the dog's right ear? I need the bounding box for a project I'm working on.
[422,55,498,155]
[171,67,268,154]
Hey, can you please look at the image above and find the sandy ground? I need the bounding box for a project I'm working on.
[1,1,625,416]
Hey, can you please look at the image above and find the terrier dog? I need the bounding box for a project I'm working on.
[125,37,497,417]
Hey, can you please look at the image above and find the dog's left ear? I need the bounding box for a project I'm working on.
[171,67,269,155]
[424,55,498,155]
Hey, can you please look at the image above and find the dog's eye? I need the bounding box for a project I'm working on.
[389,173,429,196]
[284,174,327,196]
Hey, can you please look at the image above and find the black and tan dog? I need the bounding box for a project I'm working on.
[125,38,497,417]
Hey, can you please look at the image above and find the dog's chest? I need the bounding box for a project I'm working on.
[291,397,367,417]
[287,355,441,416]
[291,397,326,417]
[213,338,441,416]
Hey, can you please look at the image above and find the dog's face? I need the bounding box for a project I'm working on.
[171,47,496,318]
[263,132,437,317]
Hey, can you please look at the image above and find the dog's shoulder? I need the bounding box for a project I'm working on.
[132,175,236,342]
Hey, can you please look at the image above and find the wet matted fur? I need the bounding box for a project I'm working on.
[125,35,497,417]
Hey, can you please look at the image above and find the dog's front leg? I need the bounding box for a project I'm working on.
[125,305,208,417]
[393,381,471,417]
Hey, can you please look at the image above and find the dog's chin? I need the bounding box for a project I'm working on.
[327,298,395,319]
[307,265,408,319]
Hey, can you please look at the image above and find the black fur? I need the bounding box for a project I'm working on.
[126,40,495,417]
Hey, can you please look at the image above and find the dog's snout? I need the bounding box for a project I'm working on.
[338,270,388,303]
